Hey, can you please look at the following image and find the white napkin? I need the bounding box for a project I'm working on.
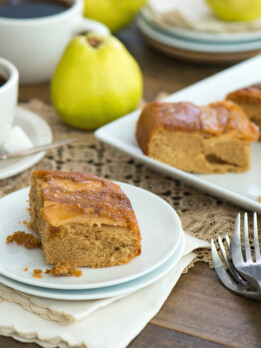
[0,284,126,325]
[148,0,261,33]
[149,0,208,17]
[0,233,210,348]
[2,125,33,154]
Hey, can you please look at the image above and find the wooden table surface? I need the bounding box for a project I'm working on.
[1,22,261,348]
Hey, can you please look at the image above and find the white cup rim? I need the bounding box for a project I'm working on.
[0,0,81,25]
[0,57,19,94]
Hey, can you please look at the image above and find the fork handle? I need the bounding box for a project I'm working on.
[0,138,77,160]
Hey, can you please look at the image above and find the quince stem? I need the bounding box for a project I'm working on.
[87,37,102,48]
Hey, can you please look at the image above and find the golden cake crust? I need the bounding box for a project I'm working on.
[226,83,261,140]
[227,83,261,104]
[136,101,259,155]
[32,170,139,232]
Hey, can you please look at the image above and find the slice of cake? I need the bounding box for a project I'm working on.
[29,171,141,268]
[226,83,261,138]
[136,100,259,174]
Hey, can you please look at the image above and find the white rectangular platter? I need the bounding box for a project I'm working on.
[95,54,261,213]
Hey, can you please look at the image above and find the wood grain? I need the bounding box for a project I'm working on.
[116,23,227,102]
[129,322,226,348]
[152,262,261,348]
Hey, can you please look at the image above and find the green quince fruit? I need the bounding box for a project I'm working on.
[51,33,143,130]
[206,0,261,21]
[84,0,147,33]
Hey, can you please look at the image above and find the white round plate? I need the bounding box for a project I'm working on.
[0,232,184,300]
[141,7,261,43]
[0,183,183,290]
[0,107,52,180]
[137,16,261,53]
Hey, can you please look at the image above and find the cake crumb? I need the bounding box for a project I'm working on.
[23,220,28,225]
[24,267,28,272]
[33,269,43,279]
[258,196,261,203]
[45,260,82,277]
[6,231,42,249]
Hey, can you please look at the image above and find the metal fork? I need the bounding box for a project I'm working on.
[0,138,77,160]
[211,236,261,300]
[231,212,261,292]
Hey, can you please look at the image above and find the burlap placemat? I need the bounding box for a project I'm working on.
[0,99,255,269]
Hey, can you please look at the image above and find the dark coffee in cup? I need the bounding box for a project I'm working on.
[0,0,71,19]
[0,75,7,87]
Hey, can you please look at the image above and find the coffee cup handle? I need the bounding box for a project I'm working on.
[72,17,110,36]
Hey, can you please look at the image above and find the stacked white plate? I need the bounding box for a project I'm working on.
[137,6,261,63]
[0,184,184,300]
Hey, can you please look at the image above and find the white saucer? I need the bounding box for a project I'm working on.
[0,183,183,290]
[0,107,52,180]
[0,231,185,300]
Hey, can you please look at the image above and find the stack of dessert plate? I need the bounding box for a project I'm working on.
[138,6,261,64]
[0,184,184,301]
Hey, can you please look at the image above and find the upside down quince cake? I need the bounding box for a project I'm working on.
[226,83,261,138]
[136,100,259,174]
[29,171,141,268]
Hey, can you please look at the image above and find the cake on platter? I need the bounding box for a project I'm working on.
[136,100,259,174]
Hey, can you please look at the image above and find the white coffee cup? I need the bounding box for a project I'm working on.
[0,0,110,84]
[0,57,19,147]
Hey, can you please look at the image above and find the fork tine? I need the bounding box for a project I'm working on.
[231,213,244,264]
[211,239,261,300]
[253,212,261,261]
[244,212,252,262]
[218,236,243,283]
[211,239,239,290]
[225,235,247,283]
[225,234,231,248]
